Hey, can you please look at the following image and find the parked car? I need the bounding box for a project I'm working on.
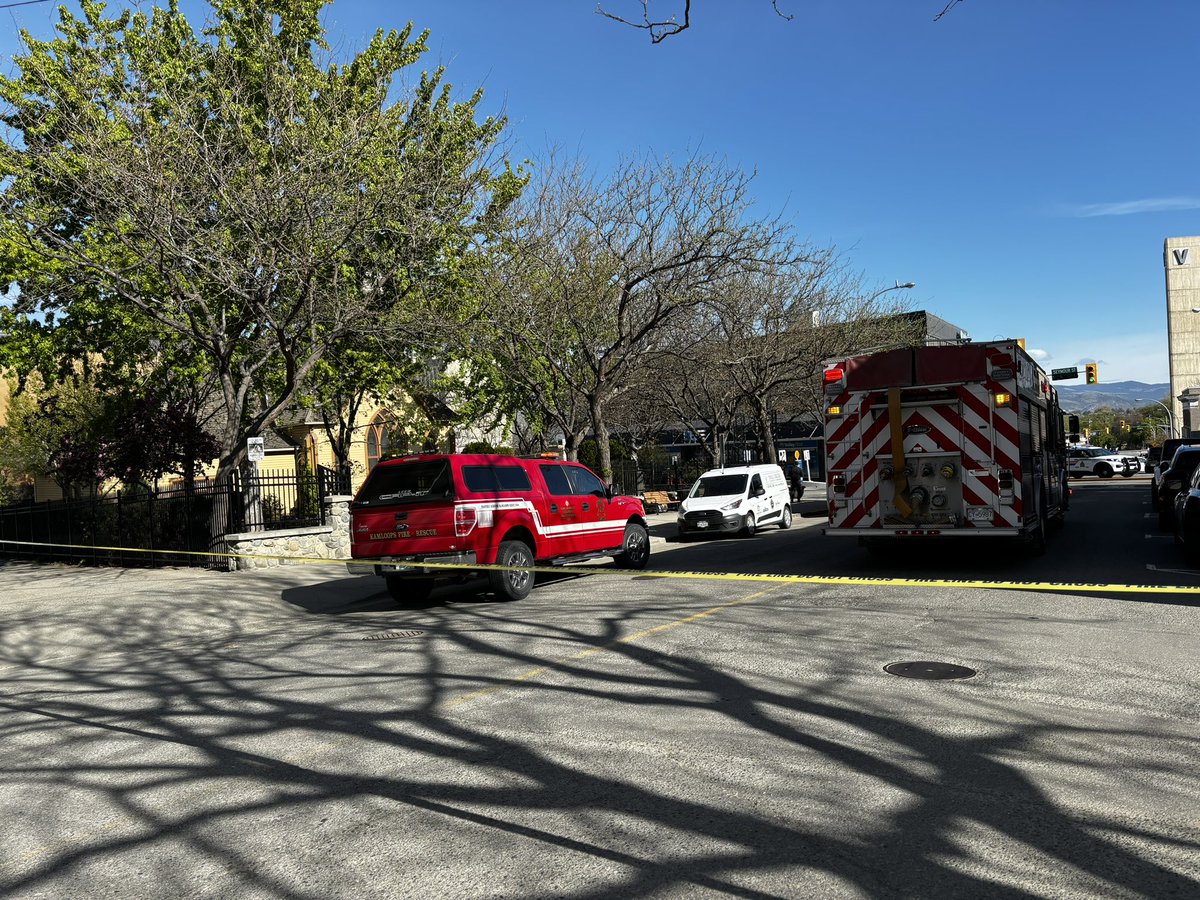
[676,464,792,538]
[1066,447,1135,478]
[1172,465,1200,565]
[1150,438,1200,509]
[1156,446,1200,531]
[347,453,649,604]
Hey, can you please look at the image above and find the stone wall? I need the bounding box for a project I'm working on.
[224,495,352,571]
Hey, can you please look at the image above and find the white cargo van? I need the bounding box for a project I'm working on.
[676,464,793,537]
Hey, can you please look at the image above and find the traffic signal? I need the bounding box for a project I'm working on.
[1119,419,1127,429]
[1085,363,1098,384]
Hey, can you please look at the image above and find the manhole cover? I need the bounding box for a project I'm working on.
[361,629,424,642]
[884,661,977,680]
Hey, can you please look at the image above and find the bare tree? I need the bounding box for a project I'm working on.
[640,262,922,468]
[598,0,962,41]
[468,150,800,481]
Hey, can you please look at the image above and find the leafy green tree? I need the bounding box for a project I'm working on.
[0,0,521,489]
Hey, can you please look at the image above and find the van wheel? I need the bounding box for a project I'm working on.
[779,506,793,529]
[615,523,650,569]
[385,575,435,607]
[741,513,756,537]
[489,540,534,601]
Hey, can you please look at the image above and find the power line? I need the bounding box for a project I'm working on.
[0,0,54,10]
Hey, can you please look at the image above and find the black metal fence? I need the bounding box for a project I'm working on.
[0,465,352,569]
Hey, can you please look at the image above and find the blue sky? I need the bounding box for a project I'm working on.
[3,0,1197,383]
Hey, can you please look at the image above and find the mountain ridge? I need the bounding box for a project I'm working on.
[1056,381,1170,413]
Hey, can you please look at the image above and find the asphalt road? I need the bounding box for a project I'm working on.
[1,478,1197,899]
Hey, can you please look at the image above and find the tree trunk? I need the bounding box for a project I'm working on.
[591,397,612,483]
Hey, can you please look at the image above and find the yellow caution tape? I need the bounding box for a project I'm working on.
[2,537,1196,595]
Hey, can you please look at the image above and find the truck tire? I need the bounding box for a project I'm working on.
[779,506,793,529]
[615,523,650,569]
[385,575,435,607]
[489,540,534,601]
[1026,508,1048,556]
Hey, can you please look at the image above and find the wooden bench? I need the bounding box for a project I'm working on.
[641,490,677,513]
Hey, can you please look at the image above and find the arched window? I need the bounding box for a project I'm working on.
[367,414,394,470]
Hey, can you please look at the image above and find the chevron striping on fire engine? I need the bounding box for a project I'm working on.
[822,340,1068,544]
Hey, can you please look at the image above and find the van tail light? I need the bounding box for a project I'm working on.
[455,506,477,537]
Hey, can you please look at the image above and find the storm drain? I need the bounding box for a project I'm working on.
[884,661,977,680]
[361,629,425,642]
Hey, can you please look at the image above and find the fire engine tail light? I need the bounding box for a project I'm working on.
[823,367,844,388]
[454,506,477,537]
[832,473,847,494]
[993,391,1013,409]
[826,405,843,417]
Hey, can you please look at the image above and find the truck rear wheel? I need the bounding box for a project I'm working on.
[489,540,534,601]
[385,575,435,607]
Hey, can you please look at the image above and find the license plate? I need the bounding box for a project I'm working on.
[697,521,708,529]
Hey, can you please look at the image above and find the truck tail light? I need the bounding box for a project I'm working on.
[455,506,477,537]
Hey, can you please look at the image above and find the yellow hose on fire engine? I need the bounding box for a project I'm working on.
[888,387,912,519]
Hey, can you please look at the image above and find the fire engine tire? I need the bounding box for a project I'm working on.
[490,540,534,601]
[779,506,793,529]
[385,575,435,607]
[1096,464,1114,478]
[615,523,651,569]
[1027,509,1048,556]
[741,513,756,537]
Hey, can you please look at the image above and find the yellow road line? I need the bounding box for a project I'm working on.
[2,538,1198,595]
[439,585,786,710]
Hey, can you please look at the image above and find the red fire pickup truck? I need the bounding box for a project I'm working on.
[347,453,650,604]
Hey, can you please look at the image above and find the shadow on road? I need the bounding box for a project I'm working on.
[1,569,1196,897]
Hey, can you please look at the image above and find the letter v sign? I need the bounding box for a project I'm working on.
[1173,248,1190,266]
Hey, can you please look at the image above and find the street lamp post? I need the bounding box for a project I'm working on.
[869,281,916,303]
[1135,398,1175,440]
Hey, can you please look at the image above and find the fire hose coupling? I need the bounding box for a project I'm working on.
[880,465,894,480]
[940,462,956,478]
[909,486,930,506]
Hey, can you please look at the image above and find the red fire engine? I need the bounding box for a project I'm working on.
[822,340,1068,552]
